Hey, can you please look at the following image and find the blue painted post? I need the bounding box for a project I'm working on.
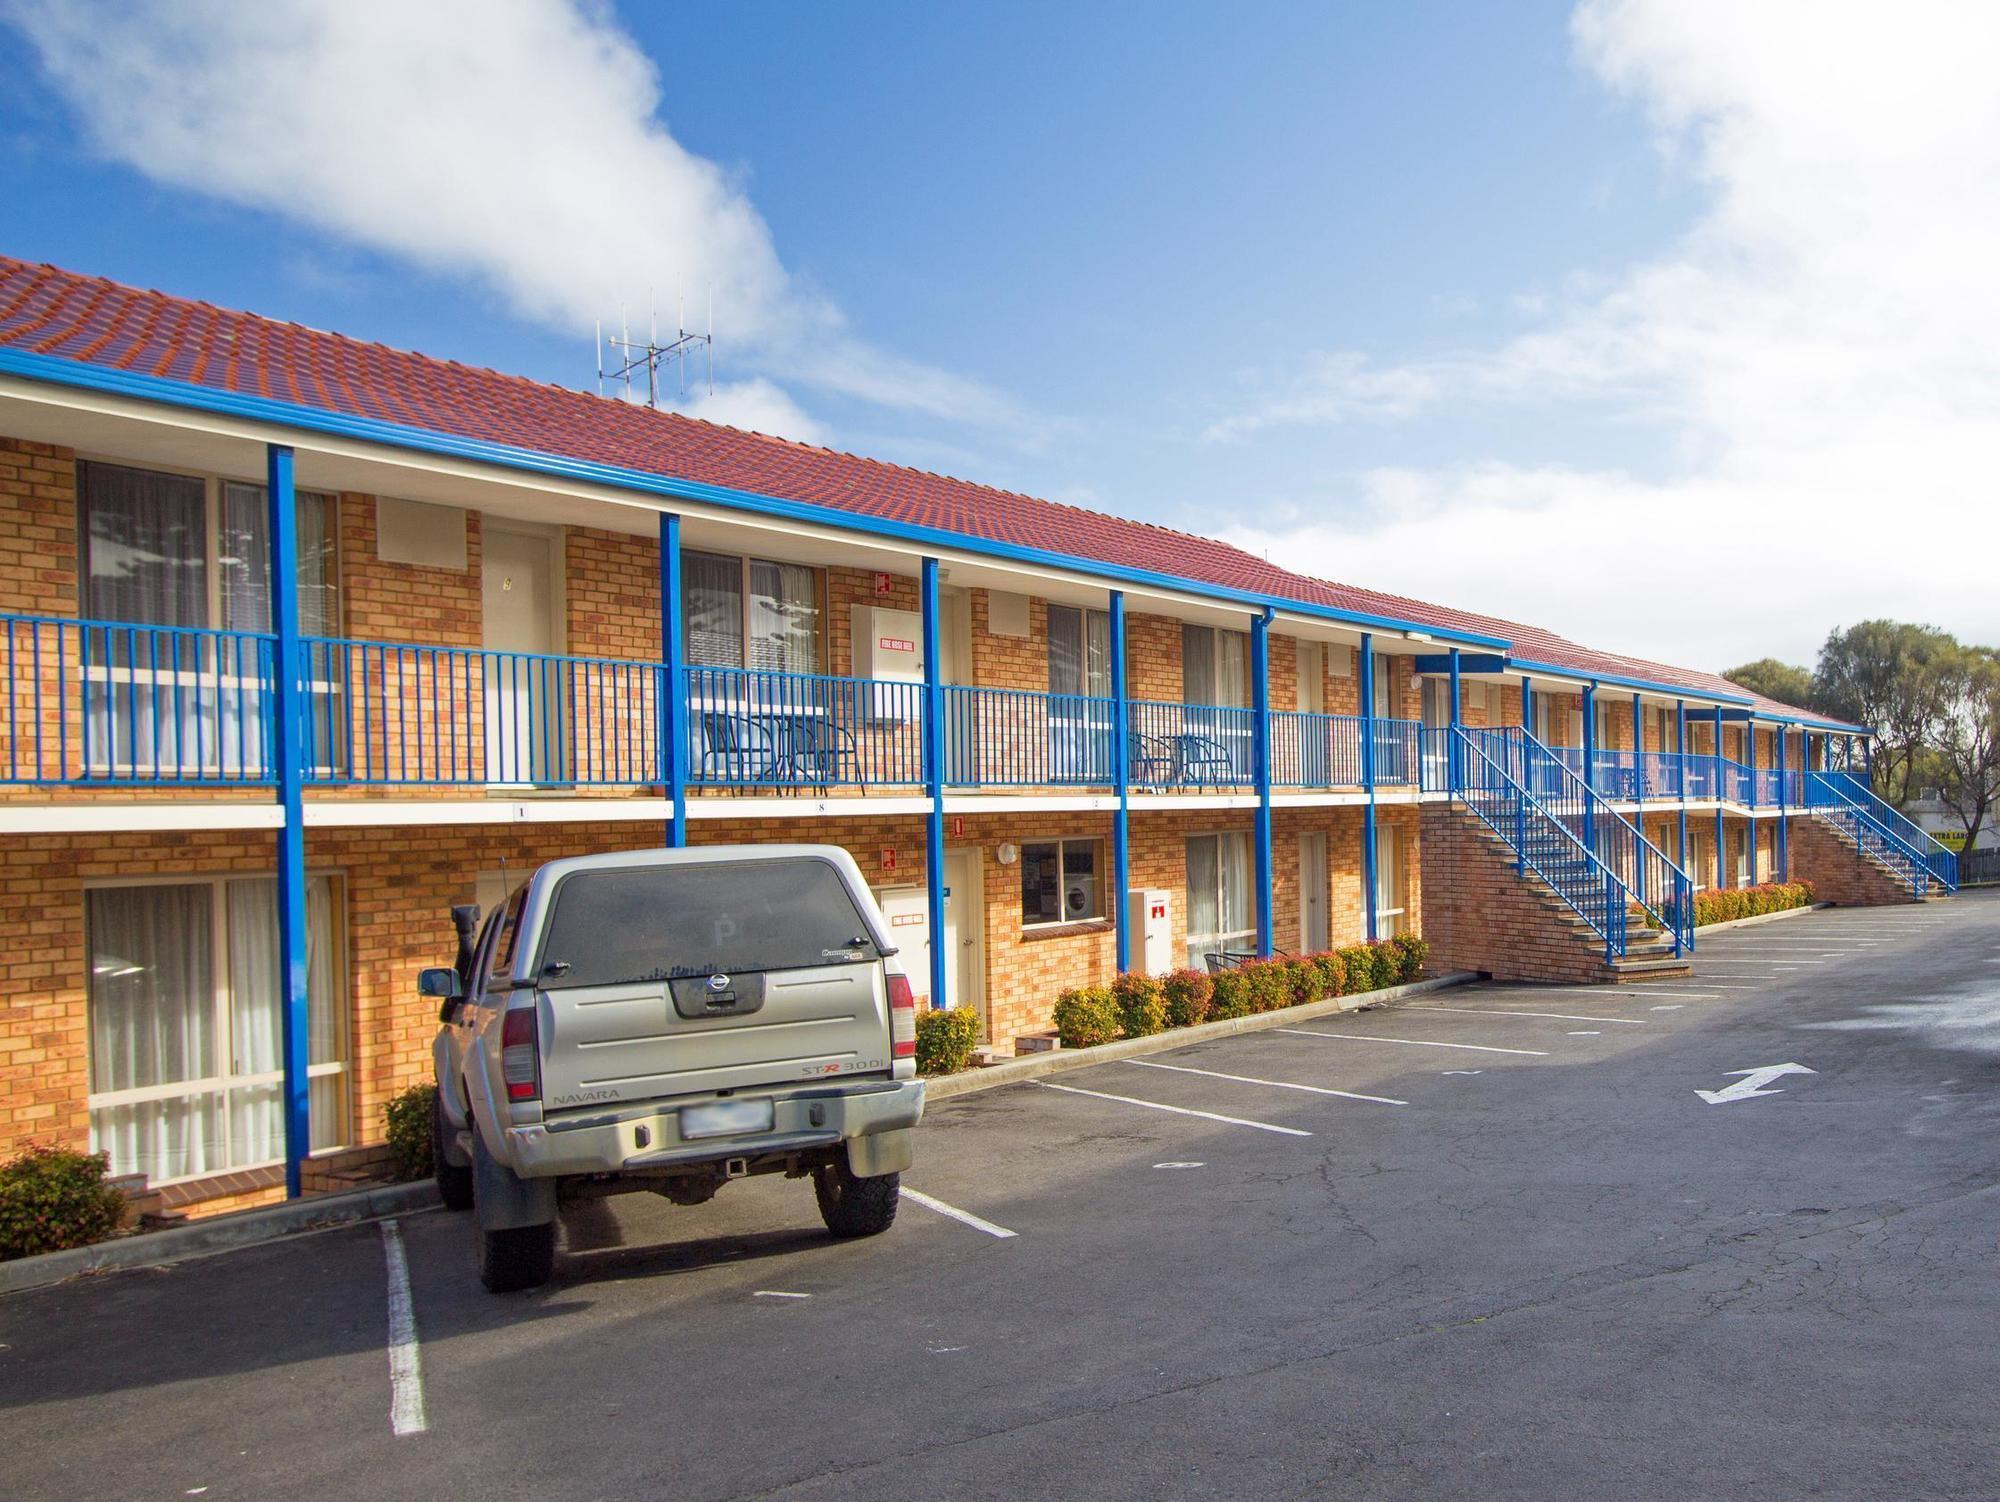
[1515,673,1530,870]
[1776,723,1790,881]
[1447,647,1462,792]
[659,512,686,846]
[1632,691,1646,908]
[1713,706,1727,889]
[921,559,948,1010]
[1252,608,1274,958]
[1110,590,1131,974]
[1581,682,1598,853]
[1359,632,1379,942]
[267,444,311,1200]
[1675,700,1689,875]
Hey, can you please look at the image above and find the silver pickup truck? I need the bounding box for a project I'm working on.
[419,845,926,1292]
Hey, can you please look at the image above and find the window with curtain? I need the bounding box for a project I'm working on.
[78,464,339,778]
[682,550,821,673]
[1045,605,1110,697]
[86,875,347,1185]
[1185,831,1254,968]
[1376,828,1408,937]
[1181,624,1249,707]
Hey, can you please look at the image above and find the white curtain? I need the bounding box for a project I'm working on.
[80,462,208,628]
[1185,832,1254,967]
[747,560,818,674]
[87,883,218,1182]
[88,876,346,1184]
[683,551,744,669]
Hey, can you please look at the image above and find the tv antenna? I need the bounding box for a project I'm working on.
[596,293,713,407]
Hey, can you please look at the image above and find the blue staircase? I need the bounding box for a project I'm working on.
[1440,726,1696,964]
[1802,771,1957,895]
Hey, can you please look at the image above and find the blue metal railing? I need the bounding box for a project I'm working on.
[1128,698,1255,789]
[939,684,1114,787]
[0,613,277,785]
[1450,727,1631,961]
[1373,718,1421,787]
[686,664,924,790]
[1453,726,1695,955]
[1805,798,1932,897]
[301,638,664,786]
[1270,710,1366,789]
[1803,770,1957,892]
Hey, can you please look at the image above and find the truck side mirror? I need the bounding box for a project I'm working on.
[418,967,464,1001]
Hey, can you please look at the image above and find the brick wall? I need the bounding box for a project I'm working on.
[1789,814,1919,907]
[1418,802,1618,984]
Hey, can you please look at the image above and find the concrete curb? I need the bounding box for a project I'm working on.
[923,971,1481,1101]
[1696,901,1831,935]
[0,1180,439,1297]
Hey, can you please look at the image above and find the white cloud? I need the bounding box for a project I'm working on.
[4,0,1025,434]
[1207,0,2000,668]
[670,378,826,447]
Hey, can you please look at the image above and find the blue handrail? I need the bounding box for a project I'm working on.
[1268,709,1365,789]
[686,664,924,790]
[939,683,1115,787]
[0,612,278,785]
[1803,770,1956,892]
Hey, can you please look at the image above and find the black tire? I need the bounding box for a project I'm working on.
[432,1094,474,1212]
[813,1159,900,1238]
[479,1221,557,1293]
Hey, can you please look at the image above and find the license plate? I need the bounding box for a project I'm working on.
[681,1099,774,1140]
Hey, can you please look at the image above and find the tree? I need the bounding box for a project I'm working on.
[1723,658,1815,710]
[1931,646,2000,854]
[1811,621,1957,807]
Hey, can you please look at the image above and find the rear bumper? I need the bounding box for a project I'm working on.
[504,1078,926,1178]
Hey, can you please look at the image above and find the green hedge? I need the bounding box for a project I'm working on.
[1694,880,1816,927]
[0,1145,126,1261]
[1041,934,1431,1055]
[916,1007,982,1075]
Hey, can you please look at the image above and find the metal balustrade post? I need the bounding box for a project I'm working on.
[1360,632,1379,943]
[921,558,948,1011]
[659,512,687,846]
[1252,608,1274,958]
[1713,706,1727,889]
[1447,647,1462,793]
[267,444,312,1200]
[1110,590,1132,974]
[1581,682,1597,854]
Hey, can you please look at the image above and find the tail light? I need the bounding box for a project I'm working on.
[501,1004,540,1101]
[887,972,917,1060]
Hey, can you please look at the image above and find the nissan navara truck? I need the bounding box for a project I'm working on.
[419,846,926,1291]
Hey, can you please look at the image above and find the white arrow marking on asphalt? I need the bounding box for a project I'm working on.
[1695,1063,1817,1105]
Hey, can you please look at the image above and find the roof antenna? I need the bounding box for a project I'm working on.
[594,288,714,410]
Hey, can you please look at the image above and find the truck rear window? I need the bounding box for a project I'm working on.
[532,858,882,988]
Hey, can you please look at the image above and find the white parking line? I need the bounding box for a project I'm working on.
[902,1187,1020,1239]
[380,1219,427,1438]
[1408,1005,1645,1026]
[1032,1079,1313,1136]
[1618,987,1734,996]
[1123,1058,1408,1105]
[1276,1027,1549,1057]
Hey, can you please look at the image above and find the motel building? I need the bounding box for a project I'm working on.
[0,256,1956,1218]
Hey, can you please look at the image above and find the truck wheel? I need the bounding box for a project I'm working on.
[813,1159,900,1238]
[479,1221,557,1293]
[432,1094,474,1212]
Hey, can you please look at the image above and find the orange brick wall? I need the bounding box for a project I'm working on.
[1418,803,1619,984]
[1789,815,1917,907]
[0,438,77,618]
[339,493,481,647]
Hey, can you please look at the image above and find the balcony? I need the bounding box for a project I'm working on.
[0,616,1429,804]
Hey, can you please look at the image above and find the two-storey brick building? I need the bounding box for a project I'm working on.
[0,257,1947,1216]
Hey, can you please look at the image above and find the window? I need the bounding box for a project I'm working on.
[682,550,821,674]
[86,875,346,1185]
[1421,676,1451,729]
[1046,605,1110,697]
[1185,831,1253,967]
[78,462,339,777]
[1021,839,1103,927]
[486,884,528,987]
[1372,655,1397,721]
[1181,624,1249,707]
[1736,829,1752,886]
[1376,827,1409,937]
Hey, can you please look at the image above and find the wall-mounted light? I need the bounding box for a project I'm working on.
[996,843,1019,865]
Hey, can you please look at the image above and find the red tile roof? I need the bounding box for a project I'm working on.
[0,255,1845,726]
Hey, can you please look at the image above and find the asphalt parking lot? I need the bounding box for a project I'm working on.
[5,893,1999,1501]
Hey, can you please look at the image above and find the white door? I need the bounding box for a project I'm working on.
[482,524,565,784]
[942,848,983,1013]
[1299,831,1329,953]
[875,885,933,1004]
[1295,641,1331,786]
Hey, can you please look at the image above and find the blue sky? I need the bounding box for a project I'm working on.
[4,2,1995,669]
